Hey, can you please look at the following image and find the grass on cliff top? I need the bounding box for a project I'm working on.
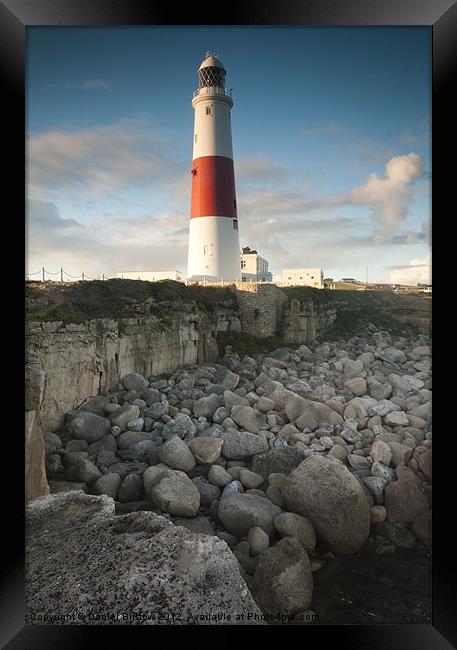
[217,331,293,357]
[26,279,237,324]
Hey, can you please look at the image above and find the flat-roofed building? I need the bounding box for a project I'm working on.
[281,268,324,288]
[240,246,272,282]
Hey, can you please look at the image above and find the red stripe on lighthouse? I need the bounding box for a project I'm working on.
[190,155,237,218]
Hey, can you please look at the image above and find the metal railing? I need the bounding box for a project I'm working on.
[192,86,232,99]
[25,267,113,283]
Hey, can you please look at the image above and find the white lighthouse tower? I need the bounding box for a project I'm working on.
[187,52,241,282]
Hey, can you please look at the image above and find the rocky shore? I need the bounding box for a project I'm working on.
[27,322,432,624]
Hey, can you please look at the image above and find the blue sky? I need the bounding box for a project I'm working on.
[26,26,431,283]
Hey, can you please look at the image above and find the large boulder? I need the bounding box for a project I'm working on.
[231,406,268,433]
[221,432,268,460]
[109,405,141,432]
[269,389,343,430]
[251,447,308,479]
[122,373,148,391]
[193,394,220,418]
[150,470,200,517]
[188,437,223,464]
[281,455,370,554]
[274,512,316,554]
[158,436,196,472]
[25,492,263,624]
[388,373,424,395]
[218,493,281,536]
[384,473,429,528]
[251,537,313,617]
[69,412,111,443]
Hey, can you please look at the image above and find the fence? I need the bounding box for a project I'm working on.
[25,267,114,282]
[25,268,277,288]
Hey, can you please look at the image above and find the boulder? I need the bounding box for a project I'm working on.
[122,373,149,391]
[158,436,196,472]
[274,512,316,553]
[77,395,110,416]
[193,394,220,418]
[385,411,409,427]
[368,400,401,417]
[385,475,429,528]
[221,432,268,460]
[370,440,392,466]
[92,473,121,499]
[194,481,221,507]
[239,469,264,489]
[188,437,223,464]
[251,447,308,479]
[231,406,267,433]
[282,455,370,554]
[218,493,281,536]
[417,448,432,481]
[143,463,169,497]
[109,405,141,432]
[117,431,154,450]
[208,465,232,487]
[223,390,249,409]
[247,526,269,556]
[251,537,313,617]
[344,377,367,397]
[117,474,144,503]
[74,459,102,485]
[150,470,200,517]
[388,373,424,395]
[69,412,111,443]
[269,389,343,430]
[25,492,263,624]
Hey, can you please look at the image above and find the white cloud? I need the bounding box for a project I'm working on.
[26,199,188,277]
[347,152,425,239]
[389,253,431,286]
[28,120,185,200]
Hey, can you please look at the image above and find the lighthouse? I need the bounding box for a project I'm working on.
[187,52,241,282]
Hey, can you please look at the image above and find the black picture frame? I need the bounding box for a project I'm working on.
[1,0,454,647]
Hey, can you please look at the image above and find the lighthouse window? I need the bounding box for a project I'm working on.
[233,219,238,230]
[205,107,212,115]
[194,134,198,143]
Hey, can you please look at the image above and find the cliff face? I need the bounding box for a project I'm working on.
[27,308,240,433]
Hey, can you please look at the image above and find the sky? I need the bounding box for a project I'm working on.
[26,26,431,284]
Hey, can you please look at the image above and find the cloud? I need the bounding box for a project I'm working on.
[235,155,290,185]
[28,119,185,200]
[49,79,112,91]
[389,252,431,285]
[345,152,426,240]
[26,199,188,277]
[389,252,432,285]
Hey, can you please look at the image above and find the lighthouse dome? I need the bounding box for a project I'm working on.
[199,52,225,71]
[198,52,226,89]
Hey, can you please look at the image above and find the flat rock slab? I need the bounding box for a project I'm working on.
[26,491,263,625]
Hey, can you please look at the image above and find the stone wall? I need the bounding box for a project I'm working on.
[282,299,337,345]
[234,284,289,338]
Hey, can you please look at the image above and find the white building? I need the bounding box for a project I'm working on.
[117,270,183,282]
[281,268,324,288]
[240,246,273,282]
